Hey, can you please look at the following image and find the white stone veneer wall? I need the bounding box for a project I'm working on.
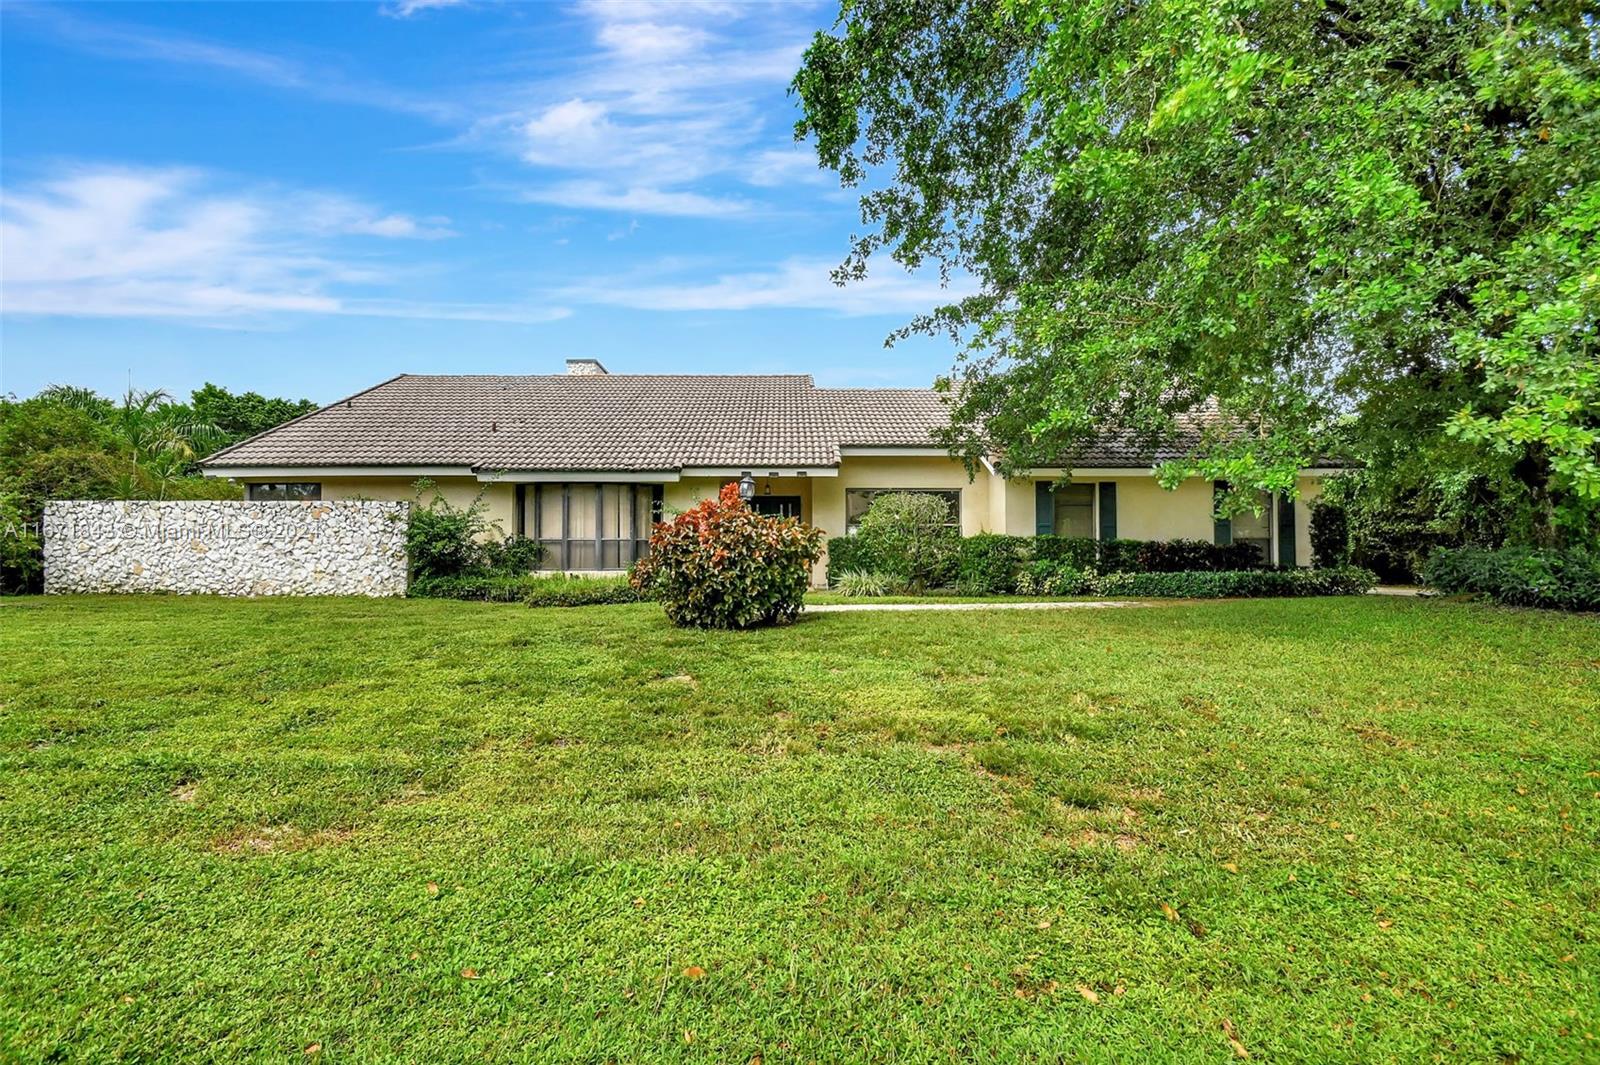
[44,500,410,597]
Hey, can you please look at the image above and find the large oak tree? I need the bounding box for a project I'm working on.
[794,0,1598,540]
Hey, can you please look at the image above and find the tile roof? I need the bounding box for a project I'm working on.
[199,372,1246,473]
[202,373,956,472]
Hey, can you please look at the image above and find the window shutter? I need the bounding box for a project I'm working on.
[1098,482,1117,540]
[1035,482,1054,537]
[1277,493,1296,567]
[1213,481,1231,545]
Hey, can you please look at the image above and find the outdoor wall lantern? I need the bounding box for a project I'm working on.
[738,472,756,501]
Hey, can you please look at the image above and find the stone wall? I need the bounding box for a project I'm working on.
[44,500,410,597]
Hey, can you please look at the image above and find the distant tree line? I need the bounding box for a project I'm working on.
[0,383,318,592]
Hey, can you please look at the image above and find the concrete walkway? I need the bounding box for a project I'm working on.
[804,600,1143,613]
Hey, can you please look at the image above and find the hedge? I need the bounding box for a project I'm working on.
[409,573,644,606]
[524,575,645,608]
[1016,561,1376,598]
[824,535,872,581]
[949,534,1268,594]
[410,573,543,602]
[1089,566,1377,598]
[1423,546,1600,612]
[955,534,1033,594]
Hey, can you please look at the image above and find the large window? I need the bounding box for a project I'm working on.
[1051,483,1095,538]
[1231,490,1273,563]
[247,482,321,501]
[845,488,961,533]
[526,483,660,571]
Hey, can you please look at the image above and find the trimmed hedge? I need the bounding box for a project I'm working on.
[525,575,645,608]
[1423,546,1600,611]
[1017,561,1376,598]
[1033,535,1100,570]
[824,535,872,580]
[410,572,643,606]
[955,534,1032,594]
[1090,566,1377,598]
[949,534,1268,594]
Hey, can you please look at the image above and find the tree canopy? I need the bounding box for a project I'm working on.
[190,383,317,441]
[794,0,1598,541]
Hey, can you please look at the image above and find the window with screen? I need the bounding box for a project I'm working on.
[844,488,961,533]
[1051,483,1095,538]
[528,483,661,571]
[247,483,321,501]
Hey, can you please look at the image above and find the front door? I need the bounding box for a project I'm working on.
[751,495,803,520]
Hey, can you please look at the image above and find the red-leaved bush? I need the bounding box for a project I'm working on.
[630,483,823,629]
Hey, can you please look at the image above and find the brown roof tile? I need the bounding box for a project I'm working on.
[203,373,948,472]
[201,372,1250,473]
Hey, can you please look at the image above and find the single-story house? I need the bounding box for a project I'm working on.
[200,359,1337,584]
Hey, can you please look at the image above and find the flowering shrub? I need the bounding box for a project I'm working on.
[630,483,823,629]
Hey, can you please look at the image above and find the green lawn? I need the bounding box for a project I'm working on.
[2,596,1596,1063]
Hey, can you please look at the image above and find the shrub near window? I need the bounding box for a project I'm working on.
[406,480,550,599]
[955,534,1031,595]
[1132,538,1262,573]
[823,534,872,582]
[407,480,500,581]
[852,491,960,592]
[1033,535,1099,571]
[630,483,822,629]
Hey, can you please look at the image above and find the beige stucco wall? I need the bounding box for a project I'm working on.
[234,465,1327,582]
[1295,476,1323,567]
[664,476,815,523]
[1110,476,1217,542]
[310,476,517,540]
[833,456,987,535]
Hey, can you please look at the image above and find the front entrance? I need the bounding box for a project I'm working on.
[751,495,803,520]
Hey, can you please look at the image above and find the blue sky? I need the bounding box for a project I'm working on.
[0,0,967,404]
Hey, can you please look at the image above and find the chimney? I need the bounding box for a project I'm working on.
[566,358,609,376]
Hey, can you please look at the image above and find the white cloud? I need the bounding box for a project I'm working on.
[296,197,458,239]
[519,98,617,167]
[593,19,712,61]
[0,165,554,325]
[13,2,827,218]
[477,1,819,215]
[514,181,750,218]
[8,4,457,121]
[744,147,829,188]
[381,0,471,18]
[559,258,976,316]
[335,299,569,324]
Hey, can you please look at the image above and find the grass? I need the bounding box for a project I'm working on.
[804,591,1095,605]
[1,595,1596,1063]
